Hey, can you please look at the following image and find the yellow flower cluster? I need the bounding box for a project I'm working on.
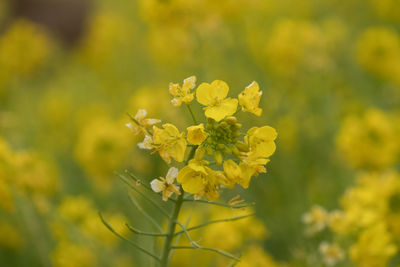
[128,76,277,201]
[356,27,400,85]
[336,108,399,170]
[0,19,53,88]
[303,171,400,266]
[0,137,59,214]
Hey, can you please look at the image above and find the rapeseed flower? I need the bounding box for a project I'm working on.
[196,80,238,122]
[151,167,181,201]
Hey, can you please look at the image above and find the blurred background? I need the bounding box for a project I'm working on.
[0,0,400,266]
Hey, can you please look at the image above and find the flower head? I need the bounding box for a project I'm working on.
[150,167,181,201]
[152,123,187,163]
[238,81,262,116]
[245,126,277,158]
[302,205,328,235]
[196,80,238,121]
[319,242,345,266]
[187,123,208,145]
[126,109,161,135]
[169,76,196,107]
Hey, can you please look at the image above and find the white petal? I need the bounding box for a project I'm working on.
[150,179,165,192]
[146,118,161,125]
[138,135,153,150]
[126,122,134,131]
[135,109,147,120]
[165,167,178,184]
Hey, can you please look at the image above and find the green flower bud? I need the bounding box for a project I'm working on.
[214,152,223,165]
[226,116,237,125]
[236,141,249,152]
[194,147,205,161]
[231,146,241,156]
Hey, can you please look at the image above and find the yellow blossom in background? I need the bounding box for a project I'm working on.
[238,81,262,116]
[0,19,52,80]
[150,167,181,201]
[318,242,345,266]
[356,27,400,85]
[75,117,134,189]
[152,123,187,163]
[337,109,399,170]
[52,242,96,267]
[196,80,238,121]
[0,222,22,251]
[237,245,280,267]
[59,196,94,222]
[169,76,196,107]
[302,205,328,234]
[349,223,397,267]
[187,123,208,145]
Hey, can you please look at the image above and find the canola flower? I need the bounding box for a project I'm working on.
[303,171,400,266]
[102,75,277,267]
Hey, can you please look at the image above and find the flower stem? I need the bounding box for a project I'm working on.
[186,104,198,124]
[159,145,197,267]
[159,187,184,267]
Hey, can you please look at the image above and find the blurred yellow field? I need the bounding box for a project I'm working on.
[0,0,400,266]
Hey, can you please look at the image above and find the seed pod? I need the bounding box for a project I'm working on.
[219,121,228,128]
[231,146,241,156]
[234,123,242,130]
[217,143,225,150]
[226,116,237,125]
[195,147,205,161]
[214,152,223,165]
[236,141,249,152]
[224,146,232,155]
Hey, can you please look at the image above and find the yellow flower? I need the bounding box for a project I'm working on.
[349,223,397,267]
[302,205,328,235]
[177,159,223,200]
[238,81,262,116]
[187,123,208,145]
[196,80,238,121]
[152,123,187,163]
[319,242,345,266]
[169,76,196,107]
[177,160,208,194]
[126,109,161,135]
[150,167,181,201]
[223,159,256,189]
[245,126,277,158]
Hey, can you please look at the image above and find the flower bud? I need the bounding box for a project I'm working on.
[214,152,223,165]
[195,147,205,161]
[226,116,237,125]
[236,141,249,152]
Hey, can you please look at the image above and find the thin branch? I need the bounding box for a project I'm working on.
[182,198,255,209]
[118,173,170,218]
[99,212,161,262]
[124,170,153,192]
[186,104,198,124]
[174,214,254,236]
[125,170,176,203]
[171,246,240,262]
[125,223,167,237]
[174,221,200,248]
[128,194,163,232]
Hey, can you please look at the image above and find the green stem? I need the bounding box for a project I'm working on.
[159,188,184,267]
[186,104,198,124]
[159,146,197,267]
